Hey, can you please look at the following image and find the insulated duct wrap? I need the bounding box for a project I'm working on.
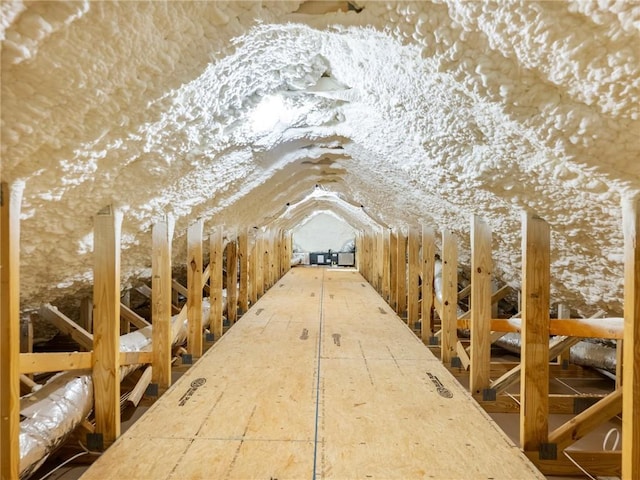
[19,297,217,478]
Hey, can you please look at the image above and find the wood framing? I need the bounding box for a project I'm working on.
[151,217,172,391]
[1,181,23,479]
[227,238,238,324]
[238,230,249,315]
[441,230,458,364]
[209,226,223,341]
[407,228,420,329]
[519,212,550,452]
[257,231,265,298]
[470,215,492,395]
[622,195,640,479]
[382,229,390,301]
[389,230,398,310]
[92,206,122,447]
[249,236,257,306]
[39,304,93,350]
[20,351,153,375]
[120,303,151,330]
[187,219,204,358]
[421,226,435,343]
[396,229,407,318]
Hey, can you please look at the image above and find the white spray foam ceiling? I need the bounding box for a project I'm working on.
[1,1,639,314]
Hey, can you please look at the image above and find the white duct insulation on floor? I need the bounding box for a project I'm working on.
[432,259,619,371]
[18,295,224,479]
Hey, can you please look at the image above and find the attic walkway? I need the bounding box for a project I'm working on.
[81,267,543,480]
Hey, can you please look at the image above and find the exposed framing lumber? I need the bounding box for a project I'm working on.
[39,304,94,350]
[396,229,407,318]
[490,336,583,395]
[171,279,188,298]
[556,303,571,364]
[389,230,398,311]
[209,226,223,341]
[127,366,153,407]
[407,228,420,330]
[257,231,265,298]
[547,388,622,452]
[470,215,493,395]
[421,226,435,343]
[441,230,458,364]
[238,229,249,314]
[120,303,151,330]
[151,217,172,391]
[1,181,23,479]
[227,239,238,324]
[187,219,204,358]
[20,351,153,374]
[527,450,621,477]
[80,297,93,333]
[476,393,608,415]
[92,206,122,446]
[382,229,390,302]
[622,195,640,478]
[249,236,257,306]
[519,212,550,452]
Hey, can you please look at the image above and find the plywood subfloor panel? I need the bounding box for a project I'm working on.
[81,267,543,480]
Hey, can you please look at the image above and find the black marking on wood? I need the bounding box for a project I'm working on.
[300,328,309,340]
[427,372,453,398]
[332,333,341,347]
[310,292,315,297]
[378,307,387,315]
[255,308,264,316]
[178,377,207,406]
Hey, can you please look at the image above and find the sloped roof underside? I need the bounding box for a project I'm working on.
[1,1,639,314]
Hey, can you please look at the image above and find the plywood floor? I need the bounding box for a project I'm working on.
[81,267,544,480]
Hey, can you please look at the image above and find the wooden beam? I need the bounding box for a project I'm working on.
[457,316,624,339]
[171,279,188,298]
[470,215,492,395]
[187,219,204,358]
[238,230,249,315]
[526,450,621,477]
[80,297,93,333]
[227,239,238,324]
[421,226,435,343]
[396,230,407,318]
[622,195,640,479]
[477,393,608,415]
[127,366,153,407]
[548,388,622,452]
[389,230,398,311]
[210,226,224,341]
[455,341,470,370]
[151,217,172,391]
[120,303,151,330]
[92,206,122,446]
[441,230,458,364]
[257,232,265,298]
[407,228,420,330]
[519,212,550,452]
[40,304,94,350]
[1,181,23,479]
[382,229,390,302]
[20,351,154,374]
[249,236,257,306]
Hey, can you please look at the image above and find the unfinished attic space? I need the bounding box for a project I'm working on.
[2,1,640,479]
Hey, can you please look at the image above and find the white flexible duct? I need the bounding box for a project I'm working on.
[18,296,222,478]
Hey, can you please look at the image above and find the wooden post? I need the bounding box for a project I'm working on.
[257,232,265,298]
[238,229,248,315]
[249,235,257,306]
[421,226,435,344]
[407,228,420,330]
[390,230,398,310]
[92,206,122,447]
[556,303,571,365]
[151,217,173,392]
[382,229,390,301]
[286,232,292,274]
[262,231,270,291]
[622,196,640,479]
[397,230,407,319]
[1,181,23,479]
[470,215,492,395]
[441,230,458,364]
[227,239,238,324]
[519,212,550,452]
[187,219,203,358]
[210,226,223,341]
[80,297,93,333]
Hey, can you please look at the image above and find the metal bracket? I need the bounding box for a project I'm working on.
[182,354,193,365]
[86,433,104,451]
[428,336,439,346]
[539,443,557,460]
[205,332,215,342]
[451,356,462,368]
[482,388,497,402]
[145,383,159,397]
